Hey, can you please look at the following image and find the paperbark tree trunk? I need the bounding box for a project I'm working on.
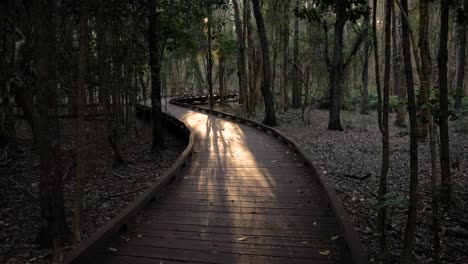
[438,0,451,204]
[360,15,370,115]
[35,0,69,250]
[400,0,420,261]
[72,0,88,242]
[148,0,165,151]
[251,0,277,126]
[292,0,301,109]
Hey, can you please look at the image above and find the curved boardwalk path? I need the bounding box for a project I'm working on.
[92,103,352,263]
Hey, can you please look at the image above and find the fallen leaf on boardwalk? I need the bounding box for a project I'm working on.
[137,234,143,238]
[330,235,340,240]
[313,222,317,226]
[271,160,277,163]
[301,241,309,244]
[319,249,330,255]
[237,237,248,241]
[108,247,118,252]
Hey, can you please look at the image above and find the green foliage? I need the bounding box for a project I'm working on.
[295,0,370,23]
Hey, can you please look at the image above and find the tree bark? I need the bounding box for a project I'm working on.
[251,0,277,126]
[279,0,290,112]
[292,0,301,109]
[454,0,468,111]
[360,15,370,115]
[438,0,451,204]
[233,0,248,109]
[35,0,69,250]
[148,0,165,151]
[206,15,214,110]
[72,0,88,242]
[327,0,346,131]
[393,8,406,127]
[0,0,16,138]
[377,0,392,255]
[400,0,419,262]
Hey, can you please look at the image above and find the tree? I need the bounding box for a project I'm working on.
[292,0,302,109]
[35,0,69,250]
[438,0,451,203]
[376,0,392,256]
[0,0,16,139]
[148,0,165,151]
[454,0,468,111]
[400,0,419,261]
[232,0,248,111]
[72,0,88,242]
[298,0,369,131]
[360,14,370,115]
[251,0,277,127]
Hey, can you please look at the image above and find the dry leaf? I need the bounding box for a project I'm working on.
[237,237,248,241]
[108,247,118,252]
[330,235,339,240]
[318,249,330,255]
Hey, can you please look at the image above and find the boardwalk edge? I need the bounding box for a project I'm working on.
[171,97,371,264]
[59,104,195,264]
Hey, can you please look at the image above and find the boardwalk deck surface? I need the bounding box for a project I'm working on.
[92,104,351,263]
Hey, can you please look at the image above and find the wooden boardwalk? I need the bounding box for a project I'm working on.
[91,103,352,264]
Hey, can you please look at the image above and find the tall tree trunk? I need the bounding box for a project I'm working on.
[438,0,451,203]
[219,53,226,106]
[327,0,346,131]
[246,0,256,114]
[206,15,214,110]
[400,0,419,261]
[279,0,290,112]
[454,0,468,111]
[0,0,16,138]
[72,0,88,242]
[393,8,406,126]
[373,0,386,251]
[148,0,165,150]
[251,0,277,127]
[97,0,112,174]
[360,15,370,115]
[35,0,69,250]
[377,0,392,256]
[292,0,301,109]
[233,0,248,109]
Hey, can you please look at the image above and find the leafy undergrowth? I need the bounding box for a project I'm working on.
[216,103,468,264]
[0,120,185,264]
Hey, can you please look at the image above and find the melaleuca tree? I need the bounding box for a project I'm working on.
[297,0,369,131]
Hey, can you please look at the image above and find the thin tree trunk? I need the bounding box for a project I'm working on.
[377,0,392,256]
[35,0,69,250]
[373,0,386,251]
[0,0,16,138]
[361,15,370,115]
[393,8,406,126]
[148,0,165,150]
[246,1,257,114]
[97,0,113,175]
[292,0,301,109]
[400,0,419,261]
[438,0,451,204]
[206,15,214,110]
[233,0,248,109]
[279,0,290,112]
[454,0,468,111]
[72,0,88,242]
[251,0,277,127]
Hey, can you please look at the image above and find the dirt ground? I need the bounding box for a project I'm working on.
[215,103,468,264]
[0,119,185,264]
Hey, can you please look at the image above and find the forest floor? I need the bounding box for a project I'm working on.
[215,103,468,264]
[0,119,185,264]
